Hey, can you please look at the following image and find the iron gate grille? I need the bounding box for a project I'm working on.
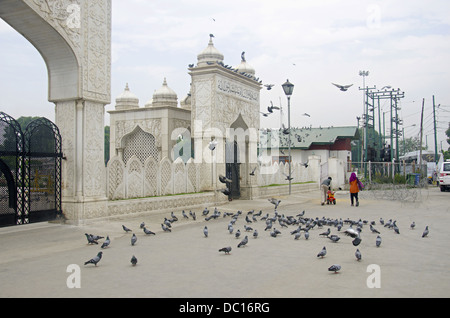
[0,112,62,227]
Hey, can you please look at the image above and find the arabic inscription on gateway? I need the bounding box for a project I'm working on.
[217,78,259,103]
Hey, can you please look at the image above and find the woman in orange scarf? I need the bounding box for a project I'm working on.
[349,172,360,206]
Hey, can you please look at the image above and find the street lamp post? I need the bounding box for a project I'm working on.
[282,79,294,195]
[359,70,369,164]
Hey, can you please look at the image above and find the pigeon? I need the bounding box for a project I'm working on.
[101,236,110,249]
[203,226,208,238]
[84,251,103,266]
[352,237,362,246]
[328,264,341,273]
[422,226,429,238]
[122,225,132,233]
[320,228,331,237]
[131,233,137,246]
[260,112,270,117]
[270,230,278,238]
[317,246,327,258]
[219,174,232,184]
[268,198,281,209]
[253,229,258,239]
[376,235,382,247]
[140,222,145,229]
[220,188,231,196]
[249,166,257,176]
[189,210,196,221]
[85,233,98,245]
[161,223,171,232]
[237,235,248,248]
[410,221,416,229]
[264,84,274,90]
[235,229,241,239]
[355,249,362,261]
[370,224,380,234]
[332,83,353,91]
[208,140,218,151]
[304,231,310,240]
[143,227,156,235]
[343,228,359,238]
[131,255,138,266]
[90,234,104,241]
[244,225,253,232]
[294,232,301,240]
[182,210,189,219]
[328,234,340,243]
[219,246,232,255]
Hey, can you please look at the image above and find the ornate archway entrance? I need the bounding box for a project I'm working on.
[0,0,111,224]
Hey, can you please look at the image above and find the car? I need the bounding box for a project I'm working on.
[438,160,450,192]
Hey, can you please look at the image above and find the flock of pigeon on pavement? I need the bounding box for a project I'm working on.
[83,198,430,274]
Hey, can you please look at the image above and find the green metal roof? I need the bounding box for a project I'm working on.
[259,126,359,150]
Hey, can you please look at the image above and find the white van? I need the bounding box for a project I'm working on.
[439,160,450,192]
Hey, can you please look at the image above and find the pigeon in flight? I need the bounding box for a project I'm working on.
[131,233,137,246]
[352,236,362,246]
[302,113,311,117]
[317,246,327,258]
[249,166,257,176]
[131,255,138,266]
[268,101,280,113]
[264,84,274,90]
[219,174,232,184]
[208,139,218,151]
[260,111,270,117]
[237,235,248,248]
[101,236,110,249]
[332,83,353,91]
[203,226,208,238]
[422,226,429,238]
[84,251,103,266]
[328,264,341,274]
[268,198,281,209]
[122,225,132,233]
[219,246,232,255]
[220,188,231,196]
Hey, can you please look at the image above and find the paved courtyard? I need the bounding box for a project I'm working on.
[0,187,449,298]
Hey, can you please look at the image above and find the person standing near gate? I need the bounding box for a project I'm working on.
[321,177,332,205]
[349,172,360,207]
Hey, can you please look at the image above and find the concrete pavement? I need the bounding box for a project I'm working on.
[0,187,449,298]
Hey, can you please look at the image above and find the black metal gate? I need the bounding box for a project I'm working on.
[226,140,241,200]
[0,112,62,227]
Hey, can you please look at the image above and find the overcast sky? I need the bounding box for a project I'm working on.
[0,0,449,150]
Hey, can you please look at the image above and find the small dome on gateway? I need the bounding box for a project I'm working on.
[235,51,255,75]
[115,83,139,110]
[151,78,178,107]
[197,34,224,67]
